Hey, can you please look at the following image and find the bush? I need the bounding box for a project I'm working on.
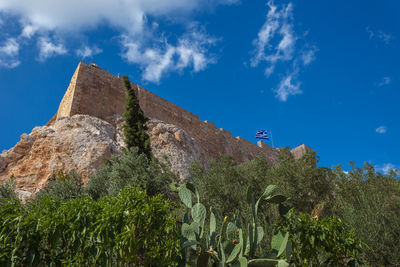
[86,147,176,199]
[0,178,17,200]
[35,170,84,201]
[275,210,365,266]
[332,163,400,266]
[0,186,180,266]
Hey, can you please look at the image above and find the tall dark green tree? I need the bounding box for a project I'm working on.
[122,75,152,159]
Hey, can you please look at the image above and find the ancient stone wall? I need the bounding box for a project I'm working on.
[56,62,283,165]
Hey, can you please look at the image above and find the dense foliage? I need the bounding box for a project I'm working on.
[35,170,84,201]
[189,151,399,266]
[0,186,179,266]
[86,147,175,199]
[275,211,365,266]
[332,163,400,265]
[122,75,151,159]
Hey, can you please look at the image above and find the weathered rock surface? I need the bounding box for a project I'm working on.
[0,115,205,194]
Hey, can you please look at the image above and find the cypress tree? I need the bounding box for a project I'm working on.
[122,75,152,159]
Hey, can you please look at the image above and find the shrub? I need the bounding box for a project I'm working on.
[332,163,400,266]
[0,177,17,200]
[35,170,84,201]
[275,210,365,266]
[0,186,180,266]
[86,147,176,199]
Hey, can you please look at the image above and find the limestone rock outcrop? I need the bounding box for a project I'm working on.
[0,115,205,194]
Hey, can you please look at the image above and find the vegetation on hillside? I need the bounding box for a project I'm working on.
[0,148,398,266]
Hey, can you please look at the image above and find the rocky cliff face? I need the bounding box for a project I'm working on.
[0,115,206,194]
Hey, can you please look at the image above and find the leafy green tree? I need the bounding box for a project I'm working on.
[122,75,152,159]
[86,147,175,199]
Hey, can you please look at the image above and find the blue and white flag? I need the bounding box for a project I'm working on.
[255,130,269,140]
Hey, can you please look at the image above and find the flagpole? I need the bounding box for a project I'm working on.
[270,129,275,148]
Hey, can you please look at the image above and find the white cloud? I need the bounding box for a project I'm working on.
[122,29,216,83]
[0,38,20,68]
[301,45,318,66]
[378,76,391,87]
[0,0,233,80]
[0,0,237,34]
[38,37,67,61]
[375,126,387,134]
[275,70,301,101]
[251,1,296,74]
[366,27,392,44]
[76,46,102,59]
[375,163,399,175]
[250,1,316,102]
[21,24,38,38]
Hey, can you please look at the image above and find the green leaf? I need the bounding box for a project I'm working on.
[271,231,284,251]
[277,232,289,258]
[186,182,200,203]
[179,185,192,208]
[277,260,289,267]
[181,240,201,250]
[261,185,278,198]
[256,226,264,245]
[238,257,248,267]
[181,223,196,241]
[227,222,237,239]
[192,203,206,226]
[226,243,242,263]
[210,208,216,233]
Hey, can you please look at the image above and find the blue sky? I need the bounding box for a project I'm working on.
[0,0,398,174]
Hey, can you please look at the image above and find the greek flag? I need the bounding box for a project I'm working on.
[255,130,269,140]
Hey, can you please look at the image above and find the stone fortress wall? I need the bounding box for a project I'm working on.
[56,62,307,165]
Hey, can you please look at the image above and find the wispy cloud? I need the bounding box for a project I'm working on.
[122,28,216,83]
[378,76,391,87]
[275,68,301,101]
[0,0,236,80]
[250,0,316,102]
[366,27,392,44]
[376,126,387,134]
[76,46,102,59]
[375,163,399,175]
[301,45,318,66]
[21,24,38,39]
[0,38,20,68]
[37,37,67,61]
